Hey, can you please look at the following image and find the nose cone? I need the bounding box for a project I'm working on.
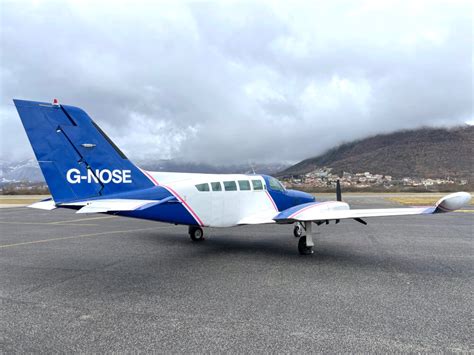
[303,191,316,202]
[287,189,315,205]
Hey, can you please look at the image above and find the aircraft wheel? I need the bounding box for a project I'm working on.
[293,223,304,238]
[298,236,313,255]
[189,226,205,241]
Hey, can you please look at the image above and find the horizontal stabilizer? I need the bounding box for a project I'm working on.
[28,199,57,210]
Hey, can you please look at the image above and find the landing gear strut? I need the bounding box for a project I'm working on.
[297,221,314,255]
[189,226,205,241]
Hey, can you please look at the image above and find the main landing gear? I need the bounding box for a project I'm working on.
[189,226,205,241]
[295,221,314,255]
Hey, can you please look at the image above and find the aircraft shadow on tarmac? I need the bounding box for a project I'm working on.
[135,230,465,278]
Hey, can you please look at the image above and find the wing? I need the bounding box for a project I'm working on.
[238,210,277,225]
[274,192,471,223]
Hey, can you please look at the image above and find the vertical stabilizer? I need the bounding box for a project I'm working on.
[14,99,154,203]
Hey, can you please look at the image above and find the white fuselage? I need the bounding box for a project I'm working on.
[147,172,279,227]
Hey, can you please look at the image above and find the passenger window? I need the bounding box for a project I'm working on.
[223,181,237,191]
[251,180,263,190]
[238,180,251,191]
[195,183,210,192]
[211,182,222,191]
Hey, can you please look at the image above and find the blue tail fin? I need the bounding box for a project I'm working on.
[14,99,154,203]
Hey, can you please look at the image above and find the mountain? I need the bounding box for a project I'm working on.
[0,158,289,185]
[278,126,474,180]
[0,159,45,183]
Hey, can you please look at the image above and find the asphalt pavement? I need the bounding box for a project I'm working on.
[1,197,472,352]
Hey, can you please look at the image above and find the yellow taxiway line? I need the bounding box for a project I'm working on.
[0,221,99,226]
[49,216,117,224]
[0,215,117,227]
[0,226,173,249]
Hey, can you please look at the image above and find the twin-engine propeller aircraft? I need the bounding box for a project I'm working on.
[14,99,472,255]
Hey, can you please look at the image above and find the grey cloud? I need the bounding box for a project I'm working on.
[1,0,472,165]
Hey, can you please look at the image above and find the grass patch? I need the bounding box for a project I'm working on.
[0,198,42,204]
[387,196,474,206]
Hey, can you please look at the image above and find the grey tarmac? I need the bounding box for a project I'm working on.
[0,196,472,352]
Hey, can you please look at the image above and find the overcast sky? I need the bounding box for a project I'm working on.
[1,0,472,165]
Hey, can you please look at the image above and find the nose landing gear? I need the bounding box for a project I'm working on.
[293,222,304,238]
[298,236,314,255]
[189,226,205,241]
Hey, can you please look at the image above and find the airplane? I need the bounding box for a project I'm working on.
[13,99,472,255]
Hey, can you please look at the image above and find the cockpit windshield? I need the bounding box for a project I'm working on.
[268,177,286,192]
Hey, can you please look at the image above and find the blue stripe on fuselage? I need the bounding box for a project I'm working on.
[68,185,200,226]
[118,201,199,225]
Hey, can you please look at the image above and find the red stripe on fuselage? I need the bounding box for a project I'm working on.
[288,201,340,219]
[162,185,204,227]
[140,168,203,226]
[265,190,278,212]
[141,169,160,186]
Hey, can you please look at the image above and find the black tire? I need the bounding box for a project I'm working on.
[298,236,313,255]
[293,223,303,238]
[189,226,205,241]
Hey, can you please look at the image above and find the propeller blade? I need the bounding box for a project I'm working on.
[336,179,342,202]
[353,217,367,225]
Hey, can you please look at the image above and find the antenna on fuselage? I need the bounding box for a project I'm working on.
[249,161,256,175]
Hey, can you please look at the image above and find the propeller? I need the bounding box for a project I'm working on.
[336,178,367,226]
[353,217,367,225]
[336,179,342,201]
[335,179,341,224]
